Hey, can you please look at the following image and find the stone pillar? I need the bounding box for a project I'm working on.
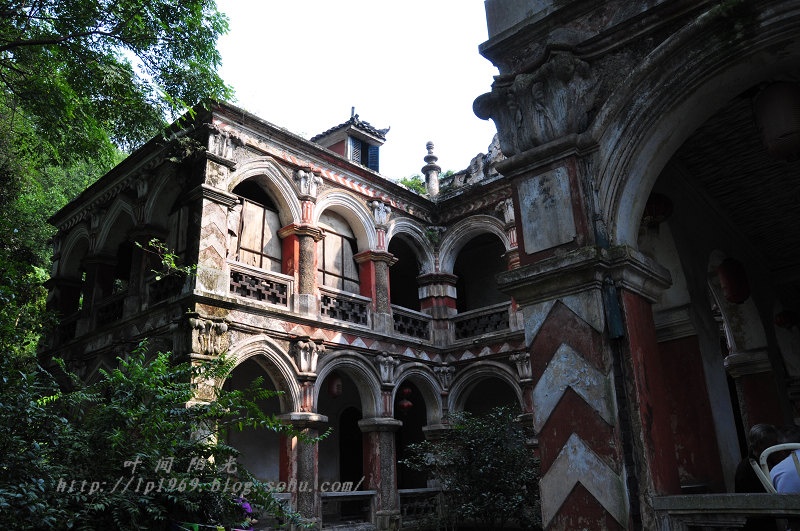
[278,224,324,315]
[499,245,677,530]
[354,250,397,334]
[359,417,402,531]
[280,412,328,530]
[417,273,458,346]
[190,184,239,295]
[81,254,116,309]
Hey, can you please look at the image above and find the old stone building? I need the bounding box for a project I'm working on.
[474,0,800,529]
[44,0,800,529]
[43,103,522,529]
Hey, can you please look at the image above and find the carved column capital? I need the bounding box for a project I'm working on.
[375,353,399,385]
[509,351,533,382]
[188,315,229,356]
[293,169,322,201]
[291,337,325,376]
[434,364,455,391]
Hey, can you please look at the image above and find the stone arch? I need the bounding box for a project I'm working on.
[448,361,522,413]
[228,157,302,226]
[386,218,436,274]
[314,350,381,418]
[394,363,444,424]
[226,335,301,412]
[59,224,91,278]
[438,215,509,274]
[145,173,187,230]
[95,197,136,253]
[314,191,377,252]
[596,5,800,246]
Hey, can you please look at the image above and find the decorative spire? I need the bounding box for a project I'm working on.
[421,141,441,198]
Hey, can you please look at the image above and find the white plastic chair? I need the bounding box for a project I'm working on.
[751,443,800,493]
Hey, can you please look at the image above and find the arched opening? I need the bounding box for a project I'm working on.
[317,210,360,293]
[462,376,518,415]
[232,179,282,272]
[223,357,283,481]
[317,370,369,521]
[388,235,420,311]
[453,233,508,312]
[394,381,428,489]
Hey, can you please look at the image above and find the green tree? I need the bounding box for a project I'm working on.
[0,342,314,529]
[399,174,427,194]
[402,406,541,530]
[0,0,232,159]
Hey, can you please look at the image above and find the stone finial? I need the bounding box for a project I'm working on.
[421,141,441,198]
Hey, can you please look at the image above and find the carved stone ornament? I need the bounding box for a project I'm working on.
[294,169,322,200]
[209,124,244,160]
[434,365,455,391]
[292,338,325,374]
[509,352,533,381]
[496,197,515,225]
[368,200,390,226]
[474,53,596,156]
[375,352,399,384]
[189,317,229,356]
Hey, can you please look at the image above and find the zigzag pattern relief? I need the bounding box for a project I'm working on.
[540,433,627,528]
[532,343,614,432]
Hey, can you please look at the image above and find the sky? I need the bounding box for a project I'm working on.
[214,0,499,180]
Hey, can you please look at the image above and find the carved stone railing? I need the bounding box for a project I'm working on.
[319,286,370,327]
[453,302,510,340]
[95,292,126,327]
[392,306,432,341]
[229,262,292,309]
[399,488,442,528]
[653,494,800,530]
[321,489,376,527]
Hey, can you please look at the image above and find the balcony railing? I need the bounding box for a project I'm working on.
[392,306,432,341]
[148,274,185,304]
[95,292,126,327]
[453,302,510,340]
[319,286,370,327]
[399,488,442,528]
[653,493,800,529]
[321,489,376,526]
[229,262,292,309]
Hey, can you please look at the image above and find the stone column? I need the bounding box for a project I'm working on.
[278,224,324,315]
[417,273,457,346]
[279,412,328,530]
[354,250,397,334]
[359,417,402,531]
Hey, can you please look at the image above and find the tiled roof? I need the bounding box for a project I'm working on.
[310,114,389,143]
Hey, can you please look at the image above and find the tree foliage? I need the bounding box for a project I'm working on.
[0,342,312,529]
[0,0,232,158]
[399,174,427,194]
[402,407,541,530]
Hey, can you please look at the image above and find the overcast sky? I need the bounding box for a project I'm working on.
[215,0,499,180]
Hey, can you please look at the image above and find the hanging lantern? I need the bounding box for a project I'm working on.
[717,258,750,304]
[397,386,413,413]
[327,373,343,398]
[642,193,673,228]
[775,310,798,329]
[753,82,800,161]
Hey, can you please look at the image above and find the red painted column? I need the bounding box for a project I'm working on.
[359,416,402,530]
[619,290,681,495]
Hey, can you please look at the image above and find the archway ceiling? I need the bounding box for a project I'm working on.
[670,94,800,309]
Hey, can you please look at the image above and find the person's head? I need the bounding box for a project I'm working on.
[748,423,779,458]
